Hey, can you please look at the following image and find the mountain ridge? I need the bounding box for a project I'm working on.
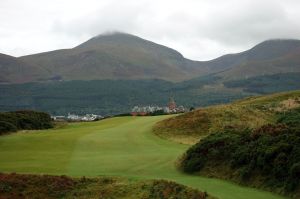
[0,33,300,84]
[18,32,205,82]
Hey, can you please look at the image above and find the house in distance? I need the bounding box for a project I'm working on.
[131,97,187,116]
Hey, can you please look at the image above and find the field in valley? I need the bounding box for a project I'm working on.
[0,116,288,199]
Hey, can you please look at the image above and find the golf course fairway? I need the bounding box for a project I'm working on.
[0,116,288,199]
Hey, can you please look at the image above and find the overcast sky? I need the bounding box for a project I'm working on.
[1,0,300,60]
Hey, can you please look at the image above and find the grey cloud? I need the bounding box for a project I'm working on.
[0,0,300,60]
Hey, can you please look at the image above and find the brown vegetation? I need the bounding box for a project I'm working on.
[0,173,216,199]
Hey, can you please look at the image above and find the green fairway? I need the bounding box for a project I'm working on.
[0,116,287,199]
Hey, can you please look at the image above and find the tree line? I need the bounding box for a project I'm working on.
[0,110,53,135]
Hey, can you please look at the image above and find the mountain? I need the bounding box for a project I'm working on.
[0,53,50,84]
[19,33,209,82]
[1,34,300,115]
[215,39,300,80]
[1,34,300,116]
[1,33,300,84]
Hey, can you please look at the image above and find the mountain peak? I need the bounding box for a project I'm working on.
[94,31,134,38]
[75,31,185,61]
[245,38,300,61]
[75,32,146,49]
[252,38,300,50]
[89,31,144,43]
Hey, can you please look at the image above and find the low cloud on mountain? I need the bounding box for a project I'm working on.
[0,0,300,60]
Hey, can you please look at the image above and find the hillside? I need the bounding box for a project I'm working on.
[154,90,300,144]
[0,53,50,84]
[1,34,300,115]
[223,73,300,94]
[0,173,215,199]
[216,39,300,80]
[0,34,299,84]
[0,78,248,116]
[19,33,207,82]
[1,73,300,116]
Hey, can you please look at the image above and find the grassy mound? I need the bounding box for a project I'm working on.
[154,90,300,144]
[179,108,300,198]
[0,173,215,199]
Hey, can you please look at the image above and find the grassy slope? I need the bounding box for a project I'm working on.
[154,90,300,144]
[0,116,286,199]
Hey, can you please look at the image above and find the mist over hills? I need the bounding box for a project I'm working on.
[1,32,300,84]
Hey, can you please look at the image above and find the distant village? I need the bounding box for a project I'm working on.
[51,98,187,121]
[51,113,104,122]
[131,97,187,116]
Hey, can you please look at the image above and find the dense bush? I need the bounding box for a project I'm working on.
[181,119,300,194]
[149,180,208,199]
[0,110,53,134]
[181,129,242,173]
[277,107,300,130]
[0,121,17,135]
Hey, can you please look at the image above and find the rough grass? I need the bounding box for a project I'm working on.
[153,90,300,144]
[0,173,215,199]
[0,116,287,199]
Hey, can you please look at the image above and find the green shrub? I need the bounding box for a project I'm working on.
[286,163,300,191]
[277,107,300,129]
[0,110,53,134]
[0,121,17,134]
[180,123,300,193]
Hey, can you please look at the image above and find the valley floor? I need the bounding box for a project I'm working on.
[0,116,288,199]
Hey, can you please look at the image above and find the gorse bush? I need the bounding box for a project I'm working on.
[181,108,300,194]
[277,107,300,130]
[0,110,53,134]
[149,180,208,199]
[181,129,243,173]
[0,121,17,135]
